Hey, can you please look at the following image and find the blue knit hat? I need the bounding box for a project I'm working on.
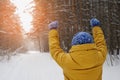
[71,32,93,45]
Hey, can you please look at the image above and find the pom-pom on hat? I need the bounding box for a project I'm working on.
[71,32,93,46]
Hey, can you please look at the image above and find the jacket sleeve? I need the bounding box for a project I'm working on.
[49,29,67,67]
[92,27,108,60]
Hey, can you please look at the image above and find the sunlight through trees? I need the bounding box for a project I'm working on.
[0,0,23,56]
[10,0,35,33]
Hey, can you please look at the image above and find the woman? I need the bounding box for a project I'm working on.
[48,18,107,80]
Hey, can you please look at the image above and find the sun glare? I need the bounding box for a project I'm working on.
[10,0,35,33]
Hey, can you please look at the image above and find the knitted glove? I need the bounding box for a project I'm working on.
[48,21,59,30]
[90,18,100,27]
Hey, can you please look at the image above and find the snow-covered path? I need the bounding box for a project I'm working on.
[0,52,120,80]
[0,52,64,80]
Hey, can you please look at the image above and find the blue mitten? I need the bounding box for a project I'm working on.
[90,18,100,27]
[48,21,59,30]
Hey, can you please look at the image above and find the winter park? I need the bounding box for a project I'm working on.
[0,0,120,80]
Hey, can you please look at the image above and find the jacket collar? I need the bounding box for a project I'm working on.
[69,43,97,52]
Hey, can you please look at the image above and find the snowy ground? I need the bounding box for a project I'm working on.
[0,51,120,80]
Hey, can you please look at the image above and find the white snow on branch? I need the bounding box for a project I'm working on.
[0,30,7,34]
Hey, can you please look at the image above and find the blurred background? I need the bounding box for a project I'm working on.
[0,0,120,64]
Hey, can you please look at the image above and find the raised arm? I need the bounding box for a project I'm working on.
[48,21,67,67]
[49,29,64,57]
[90,18,107,60]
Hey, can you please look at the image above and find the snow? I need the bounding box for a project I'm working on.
[103,64,120,80]
[0,51,120,80]
[103,54,120,80]
[0,30,7,34]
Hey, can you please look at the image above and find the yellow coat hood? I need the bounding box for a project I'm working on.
[68,44,99,69]
[49,27,107,80]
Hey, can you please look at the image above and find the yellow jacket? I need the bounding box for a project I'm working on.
[49,27,107,80]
